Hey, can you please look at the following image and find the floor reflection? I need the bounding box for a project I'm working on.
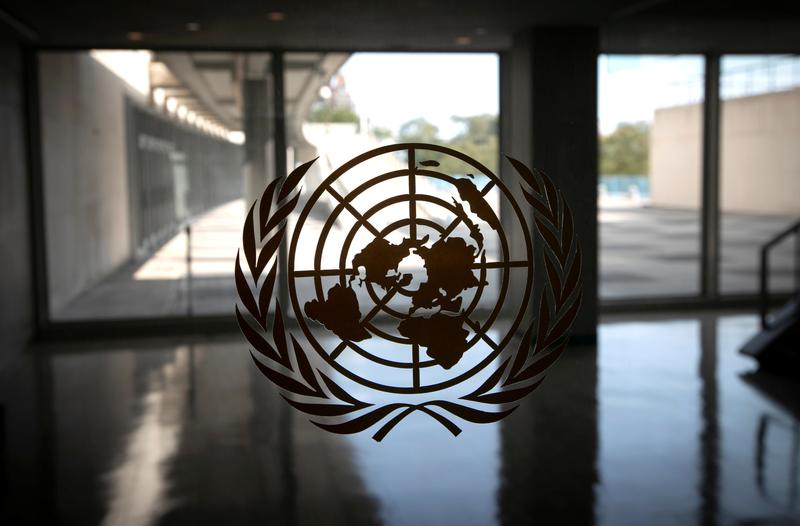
[0,313,798,525]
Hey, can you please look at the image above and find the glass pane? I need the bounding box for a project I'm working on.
[719,55,800,295]
[40,51,271,320]
[285,52,502,311]
[282,52,505,390]
[598,55,705,299]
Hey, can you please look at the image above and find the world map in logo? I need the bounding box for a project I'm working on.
[286,144,539,396]
[304,175,496,370]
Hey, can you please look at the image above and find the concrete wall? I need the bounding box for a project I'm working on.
[651,88,800,215]
[0,36,33,365]
[649,102,703,210]
[720,88,800,215]
[39,53,142,314]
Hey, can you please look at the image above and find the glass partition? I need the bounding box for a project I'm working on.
[40,51,272,319]
[719,55,800,295]
[284,52,501,317]
[598,55,705,300]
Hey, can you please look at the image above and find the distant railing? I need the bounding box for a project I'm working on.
[721,55,800,100]
[665,54,800,108]
[759,219,800,329]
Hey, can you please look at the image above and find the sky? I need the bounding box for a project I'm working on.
[338,53,499,139]
[334,53,793,138]
[337,52,702,138]
[597,55,705,135]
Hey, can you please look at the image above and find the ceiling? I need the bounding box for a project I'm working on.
[2,0,800,51]
[151,51,347,132]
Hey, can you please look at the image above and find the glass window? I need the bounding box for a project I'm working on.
[719,55,800,295]
[40,51,271,319]
[285,52,502,316]
[598,55,705,299]
[283,52,505,390]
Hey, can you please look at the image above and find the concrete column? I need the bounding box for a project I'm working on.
[502,26,599,342]
[242,78,273,204]
[0,35,34,357]
[531,27,598,341]
[498,27,599,524]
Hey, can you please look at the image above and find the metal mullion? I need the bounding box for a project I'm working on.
[701,53,721,299]
[22,47,51,333]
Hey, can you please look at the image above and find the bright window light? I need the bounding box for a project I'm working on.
[90,50,152,96]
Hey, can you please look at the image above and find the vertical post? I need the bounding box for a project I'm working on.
[187,344,196,419]
[22,47,51,331]
[185,224,192,316]
[272,52,290,311]
[760,245,769,329]
[242,77,271,205]
[497,28,599,526]
[795,228,799,296]
[528,27,598,343]
[702,54,721,299]
[408,147,416,241]
[498,39,534,324]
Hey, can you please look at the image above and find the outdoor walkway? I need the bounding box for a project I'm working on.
[54,202,796,320]
[601,206,796,299]
[53,200,246,320]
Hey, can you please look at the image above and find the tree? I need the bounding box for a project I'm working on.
[371,126,392,140]
[308,105,360,124]
[444,114,498,174]
[394,114,499,174]
[600,122,649,175]
[398,118,440,143]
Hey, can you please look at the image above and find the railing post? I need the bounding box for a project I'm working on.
[760,245,769,330]
[795,227,799,298]
[186,223,192,316]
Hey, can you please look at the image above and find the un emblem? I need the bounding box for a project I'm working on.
[235,143,582,441]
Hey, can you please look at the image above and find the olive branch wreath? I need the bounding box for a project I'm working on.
[235,155,582,442]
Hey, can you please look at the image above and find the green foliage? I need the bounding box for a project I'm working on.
[396,114,498,174]
[308,105,360,124]
[443,114,498,174]
[600,122,649,175]
[398,118,441,143]
[371,126,393,140]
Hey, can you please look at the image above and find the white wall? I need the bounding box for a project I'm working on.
[39,53,144,314]
[650,87,800,216]
[719,88,800,215]
[649,103,702,210]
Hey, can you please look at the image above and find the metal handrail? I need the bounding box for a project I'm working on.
[760,218,800,329]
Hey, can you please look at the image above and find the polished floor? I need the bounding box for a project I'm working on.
[1,312,798,525]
